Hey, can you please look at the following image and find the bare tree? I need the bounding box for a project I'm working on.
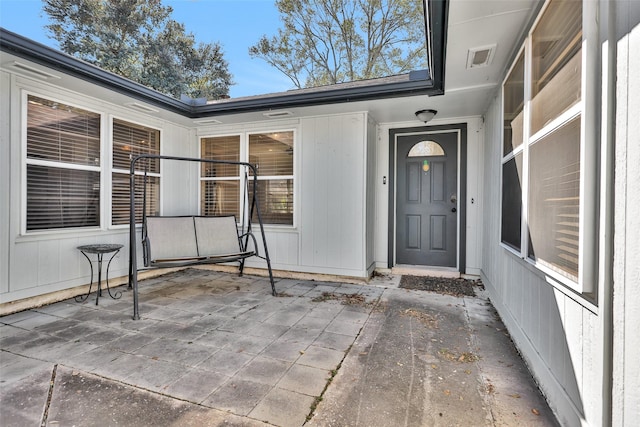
[249,0,427,89]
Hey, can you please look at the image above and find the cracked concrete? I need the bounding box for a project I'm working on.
[1,269,557,426]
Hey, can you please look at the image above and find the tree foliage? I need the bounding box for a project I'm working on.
[249,0,427,89]
[43,0,232,100]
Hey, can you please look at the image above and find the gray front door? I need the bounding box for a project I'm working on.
[396,132,458,267]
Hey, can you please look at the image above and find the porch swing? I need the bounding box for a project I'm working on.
[128,154,277,320]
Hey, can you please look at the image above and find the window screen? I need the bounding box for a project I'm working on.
[503,54,525,156]
[501,154,523,251]
[530,0,582,134]
[528,117,581,281]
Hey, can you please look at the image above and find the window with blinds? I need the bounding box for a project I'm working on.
[26,95,101,231]
[200,135,241,218]
[248,132,294,225]
[111,119,161,225]
[199,131,294,225]
[500,0,583,285]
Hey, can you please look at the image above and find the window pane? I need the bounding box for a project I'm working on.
[531,0,582,134]
[501,154,523,250]
[113,119,160,173]
[200,180,240,218]
[112,174,160,225]
[27,95,100,167]
[503,54,525,155]
[528,117,580,281]
[249,132,294,176]
[201,136,240,177]
[249,179,293,225]
[27,165,100,230]
[407,141,445,157]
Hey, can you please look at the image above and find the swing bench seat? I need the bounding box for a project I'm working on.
[143,215,256,267]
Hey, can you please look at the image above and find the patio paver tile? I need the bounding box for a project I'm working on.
[234,355,291,386]
[313,331,356,352]
[202,378,272,416]
[35,317,80,334]
[91,353,149,382]
[295,314,334,330]
[7,333,68,358]
[325,317,364,336]
[37,340,99,363]
[249,387,315,427]
[105,333,158,353]
[263,310,309,327]
[224,334,275,355]
[0,310,39,325]
[244,322,289,340]
[123,358,189,392]
[278,325,324,345]
[276,363,330,397]
[33,302,85,318]
[9,312,60,330]
[297,345,345,370]
[196,349,254,376]
[164,368,230,403]
[0,353,52,386]
[261,339,309,362]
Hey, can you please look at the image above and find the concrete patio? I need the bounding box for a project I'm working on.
[1,268,558,426]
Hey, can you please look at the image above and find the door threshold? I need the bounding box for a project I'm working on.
[392,265,460,278]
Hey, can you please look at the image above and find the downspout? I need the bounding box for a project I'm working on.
[600,0,616,425]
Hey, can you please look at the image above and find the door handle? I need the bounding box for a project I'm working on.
[451,207,457,213]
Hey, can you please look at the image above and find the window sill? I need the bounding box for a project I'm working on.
[17,227,129,243]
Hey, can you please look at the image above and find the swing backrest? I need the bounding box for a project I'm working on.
[194,216,243,256]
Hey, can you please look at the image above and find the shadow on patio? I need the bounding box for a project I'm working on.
[0,269,557,426]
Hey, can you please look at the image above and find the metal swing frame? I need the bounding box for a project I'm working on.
[128,154,277,320]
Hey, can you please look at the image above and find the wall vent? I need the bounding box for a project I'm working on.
[124,102,159,113]
[193,118,223,125]
[7,61,61,79]
[263,110,294,118]
[466,45,496,69]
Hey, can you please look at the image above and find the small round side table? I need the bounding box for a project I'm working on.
[76,244,124,305]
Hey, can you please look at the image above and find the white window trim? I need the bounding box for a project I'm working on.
[21,90,106,236]
[499,0,598,296]
[198,128,298,229]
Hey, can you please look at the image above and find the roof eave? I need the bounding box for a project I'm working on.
[0,28,189,115]
[191,78,438,118]
[1,0,448,118]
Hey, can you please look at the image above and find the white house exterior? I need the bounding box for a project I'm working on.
[1,0,638,426]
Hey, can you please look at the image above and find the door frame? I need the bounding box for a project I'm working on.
[388,124,467,272]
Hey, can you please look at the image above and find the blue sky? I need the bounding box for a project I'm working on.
[0,0,293,97]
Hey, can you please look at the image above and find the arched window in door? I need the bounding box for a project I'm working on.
[407,140,445,157]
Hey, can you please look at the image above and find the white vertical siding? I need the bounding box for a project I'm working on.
[299,114,367,276]
[464,118,484,275]
[613,1,640,425]
[161,126,198,216]
[0,71,10,294]
[0,72,195,304]
[365,115,378,274]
